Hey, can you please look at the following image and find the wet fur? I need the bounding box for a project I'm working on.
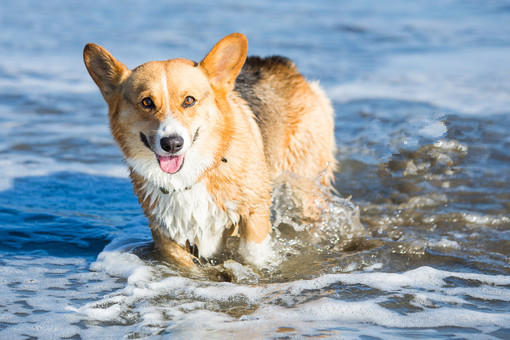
[83,33,336,268]
[236,56,336,185]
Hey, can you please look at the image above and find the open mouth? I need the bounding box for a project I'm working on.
[140,131,187,174]
[156,154,185,174]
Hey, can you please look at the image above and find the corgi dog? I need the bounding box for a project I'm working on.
[83,33,336,268]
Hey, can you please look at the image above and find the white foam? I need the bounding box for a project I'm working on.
[0,254,125,339]
[248,298,510,330]
[463,213,510,226]
[0,153,127,192]
[419,121,447,138]
[428,238,461,250]
[2,236,509,339]
[66,244,510,337]
[364,263,383,271]
[0,55,97,95]
[329,47,510,115]
[434,139,468,152]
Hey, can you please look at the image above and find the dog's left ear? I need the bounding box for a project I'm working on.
[199,33,248,93]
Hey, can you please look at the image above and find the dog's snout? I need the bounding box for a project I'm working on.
[160,135,184,153]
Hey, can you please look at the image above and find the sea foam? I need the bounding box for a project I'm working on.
[61,239,510,338]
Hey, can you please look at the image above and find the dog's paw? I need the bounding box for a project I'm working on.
[239,236,274,269]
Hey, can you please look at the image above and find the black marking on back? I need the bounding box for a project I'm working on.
[234,56,296,121]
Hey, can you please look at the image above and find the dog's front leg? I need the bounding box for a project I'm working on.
[150,224,197,267]
[239,208,273,268]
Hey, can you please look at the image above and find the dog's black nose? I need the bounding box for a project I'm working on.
[160,135,184,153]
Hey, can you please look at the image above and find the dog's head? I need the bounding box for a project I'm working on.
[83,33,248,189]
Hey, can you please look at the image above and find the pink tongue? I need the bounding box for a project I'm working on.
[157,154,184,174]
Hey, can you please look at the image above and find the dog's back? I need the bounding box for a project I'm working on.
[235,56,336,187]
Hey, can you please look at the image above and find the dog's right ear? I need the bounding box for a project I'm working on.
[83,43,130,101]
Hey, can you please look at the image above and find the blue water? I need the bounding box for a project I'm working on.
[1,0,510,338]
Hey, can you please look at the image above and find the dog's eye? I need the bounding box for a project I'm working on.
[182,96,196,108]
[141,97,155,109]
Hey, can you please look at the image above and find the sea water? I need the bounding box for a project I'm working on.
[1,0,509,338]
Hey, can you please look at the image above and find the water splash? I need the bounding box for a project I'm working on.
[271,170,365,243]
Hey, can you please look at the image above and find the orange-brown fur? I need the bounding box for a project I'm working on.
[83,33,335,267]
[235,56,336,186]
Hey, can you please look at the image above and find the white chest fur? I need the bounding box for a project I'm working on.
[143,180,239,259]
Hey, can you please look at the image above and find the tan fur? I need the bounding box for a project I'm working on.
[83,33,335,267]
[235,57,337,186]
